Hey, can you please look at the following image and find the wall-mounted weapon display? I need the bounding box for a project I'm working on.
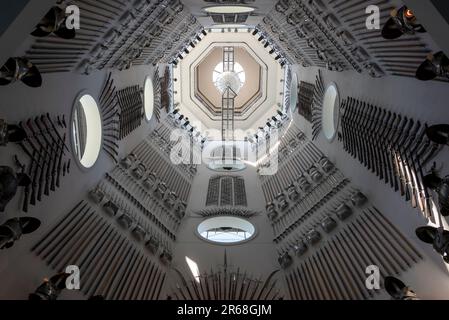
[169,252,283,300]
[117,85,144,139]
[297,81,314,122]
[28,273,70,300]
[271,173,349,243]
[133,132,197,201]
[0,217,40,249]
[153,68,162,122]
[206,176,247,207]
[381,6,426,40]
[99,73,120,163]
[0,120,27,146]
[104,167,181,240]
[22,0,201,75]
[0,57,42,88]
[259,139,324,204]
[161,66,172,114]
[311,70,324,140]
[258,126,308,202]
[162,110,207,152]
[31,5,76,39]
[31,201,167,300]
[262,0,442,79]
[338,97,441,220]
[416,52,449,81]
[285,208,422,300]
[197,207,258,219]
[256,124,424,299]
[14,114,71,213]
[0,166,31,212]
[384,276,418,300]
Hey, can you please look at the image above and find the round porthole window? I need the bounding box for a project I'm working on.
[208,159,247,172]
[290,73,298,112]
[197,216,256,245]
[71,93,102,169]
[322,83,340,142]
[144,76,154,121]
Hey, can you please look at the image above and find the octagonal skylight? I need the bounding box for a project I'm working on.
[213,62,245,94]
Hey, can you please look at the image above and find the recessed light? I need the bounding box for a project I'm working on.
[210,24,248,29]
[204,6,255,14]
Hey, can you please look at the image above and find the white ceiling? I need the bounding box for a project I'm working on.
[173,28,285,141]
[180,0,276,27]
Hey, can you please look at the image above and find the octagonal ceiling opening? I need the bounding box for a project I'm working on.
[173,28,285,141]
[195,46,263,118]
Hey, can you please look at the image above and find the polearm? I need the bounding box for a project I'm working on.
[356,101,370,167]
[389,115,406,193]
[375,109,391,182]
[367,104,382,174]
[17,124,47,197]
[38,116,66,188]
[56,133,66,187]
[99,72,113,105]
[27,120,50,201]
[407,123,431,215]
[395,117,414,200]
[384,112,400,189]
[346,97,358,157]
[82,229,120,297]
[22,150,35,212]
[368,106,383,178]
[17,125,50,169]
[400,120,421,207]
[44,113,70,153]
[28,119,57,192]
[18,123,50,205]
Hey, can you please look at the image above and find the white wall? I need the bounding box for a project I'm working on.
[0,63,156,299]
[292,64,449,299]
[165,158,283,297]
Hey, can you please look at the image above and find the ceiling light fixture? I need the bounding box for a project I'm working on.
[210,24,248,30]
[204,6,255,14]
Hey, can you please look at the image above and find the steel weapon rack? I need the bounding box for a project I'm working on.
[116,85,144,139]
[338,97,440,220]
[16,113,70,212]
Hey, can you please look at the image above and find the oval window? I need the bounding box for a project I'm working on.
[144,76,154,121]
[208,159,246,172]
[197,216,255,244]
[322,83,340,142]
[71,93,102,169]
[290,73,298,112]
